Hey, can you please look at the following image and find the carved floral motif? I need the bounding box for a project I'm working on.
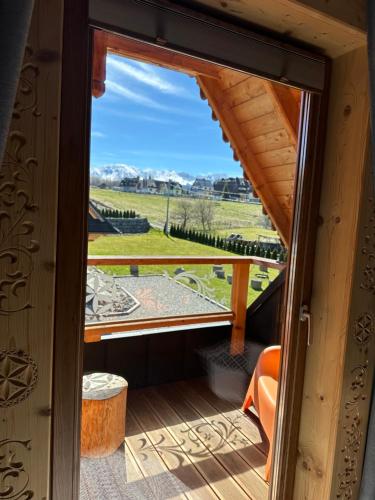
[0,439,33,499]
[336,361,367,498]
[354,314,374,349]
[360,197,375,294]
[337,195,375,498]
[0,350,38,408]
[12,47,40,120]
[0,47,40,316]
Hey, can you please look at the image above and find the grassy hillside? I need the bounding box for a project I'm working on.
[90,187,278,239]
[88,229,279,307]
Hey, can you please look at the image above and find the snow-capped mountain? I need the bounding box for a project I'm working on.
[90,164,229,186]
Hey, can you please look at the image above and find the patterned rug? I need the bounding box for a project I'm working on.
[80,444,188,499]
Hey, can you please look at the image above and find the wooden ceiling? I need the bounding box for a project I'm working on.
[182,0,366,57]
[92,31,301,245]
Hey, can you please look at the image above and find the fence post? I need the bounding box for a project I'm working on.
[230,262,250,355]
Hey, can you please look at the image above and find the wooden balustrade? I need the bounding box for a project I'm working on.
[85,255,285,352]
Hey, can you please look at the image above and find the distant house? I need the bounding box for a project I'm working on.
[154,179,168,194]
[120,176,140,192]
[88,201,119,240]
[169,180,183,196]
[191,178,213,195]
[213,177,252,200]
[139,177,158,194]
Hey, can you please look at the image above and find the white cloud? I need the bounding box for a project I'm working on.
[105,80,169,110]
[97,107,176,125]
[91,131,106,138]
[107,56,187,96]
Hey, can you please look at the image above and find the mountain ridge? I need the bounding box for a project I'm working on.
[90,164,231,186]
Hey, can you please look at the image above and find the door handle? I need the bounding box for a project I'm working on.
[299,304,312,346]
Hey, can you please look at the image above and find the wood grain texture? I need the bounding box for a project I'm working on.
[231,93,275,123]
[293,46,370,500]
[249,129,292,154]
[222,75,266,108]
[51,0,90,498]
[0,0,63,498]
[256,147,297,168]
[129,392,218,500]
[330,140,375,499]
[231,263,251,354]
[192,0,366,57]
[156,383,267,498]
[197,75,292,244]
[264,82,300,146]
[268,86,329,500]
[175,381,268,478]
[81,389,126,457]
[108,33,221,79]
[87,255,284,268]
[141,381,268,499]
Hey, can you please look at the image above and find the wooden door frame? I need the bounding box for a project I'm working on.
[270,86,329,498]
[51,1,329,498]
[51,0,90,498]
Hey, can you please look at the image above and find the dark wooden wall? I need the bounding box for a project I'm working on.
[84,325,231,388]
[246,271,285,346]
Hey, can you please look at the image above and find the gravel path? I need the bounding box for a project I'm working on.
[86,274,227,324]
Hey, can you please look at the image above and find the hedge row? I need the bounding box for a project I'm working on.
[170,224,287,262]
[100,208,137,219]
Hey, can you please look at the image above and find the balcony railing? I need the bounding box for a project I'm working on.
[85,255,285,353]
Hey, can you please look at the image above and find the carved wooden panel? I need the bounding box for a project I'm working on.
[333,152,375,499]
[293,47,371,500]
[0,0,63,498]
[0,350,38,408]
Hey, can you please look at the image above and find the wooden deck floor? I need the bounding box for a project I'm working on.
[125,379,269,500]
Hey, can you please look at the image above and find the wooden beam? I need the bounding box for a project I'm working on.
[197,75,291,245]
[84,312,234,342]
[290,0,366,31]
[92,30,107,98]
[87,255,285,270]
[91,30,222,100]
[230,262,251,354]
[191,0,366,57]
[264,82,301,147]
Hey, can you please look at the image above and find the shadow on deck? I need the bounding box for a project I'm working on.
[80,378,269,500]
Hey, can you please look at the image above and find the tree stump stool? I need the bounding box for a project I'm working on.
[81,372,128,458]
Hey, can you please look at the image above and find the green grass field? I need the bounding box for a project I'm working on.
[90,187,279,240]
[213,227,278,242]
[88,229,279,307]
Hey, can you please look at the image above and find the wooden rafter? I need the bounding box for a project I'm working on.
[264,81,301,147]
[197,75,291,244]
[92,30,107,98]
[91,30,221,97]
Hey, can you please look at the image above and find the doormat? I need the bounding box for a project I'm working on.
[80,444,187,499]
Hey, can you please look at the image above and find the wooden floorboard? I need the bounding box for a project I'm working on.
[188,378,270,456]
[129,391,219,500]
[175,381,268,478]
[144,387,249,499]
[126,409,188,499]
[81,379,269,500]
[154,384,268,499]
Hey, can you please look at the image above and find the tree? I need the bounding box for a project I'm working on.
[194,199,215,232]
[174,199,192,230]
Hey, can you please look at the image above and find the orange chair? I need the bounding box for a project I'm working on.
[242,345,281,481]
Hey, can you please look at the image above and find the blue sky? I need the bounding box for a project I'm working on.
[90,54,242,177]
